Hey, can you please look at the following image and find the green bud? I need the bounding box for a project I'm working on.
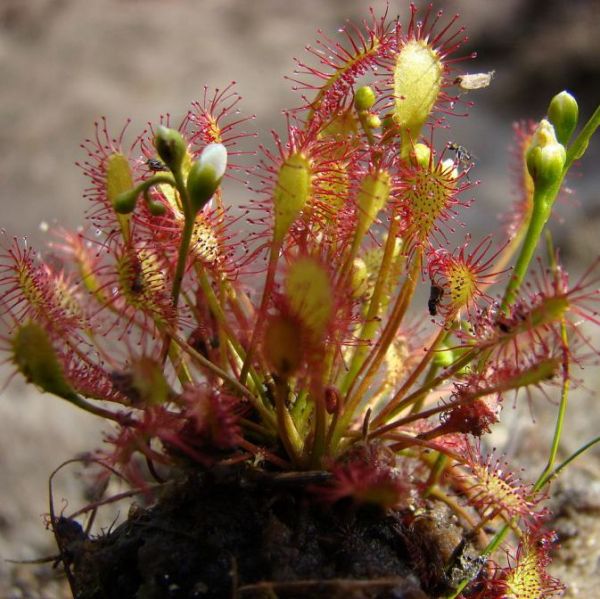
[548,90,579,145]
[113,188,139,214]
[411,143,431,168]
[141,187,167,216]
[148,200,166,216]
[187,143,228,214]
[366,114,382,129]
[355,86,376,111]
[12,323,78,402]
[526,119,566,189]
[154,126,187,173]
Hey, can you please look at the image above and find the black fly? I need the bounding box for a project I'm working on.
[447,142,473,167]
[428,284,444,316]
[146,157,167,172]
[447,142,475,181]
[128,255,144,295]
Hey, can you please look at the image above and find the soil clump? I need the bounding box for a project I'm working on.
[61,468,476,599]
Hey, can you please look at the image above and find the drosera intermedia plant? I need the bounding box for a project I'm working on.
[2,3,600,597]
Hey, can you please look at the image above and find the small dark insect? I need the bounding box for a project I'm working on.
[187,326,219,358]
[447,142,473,167]
[447,142,475,182]
[130,271,144,295]
[324,385,341,415]
[495,307,527,334]
[128,256,144,295]
[428,284,444,316]
[496,318,511,333]
[110,370,141,405]
[146,157,167,172]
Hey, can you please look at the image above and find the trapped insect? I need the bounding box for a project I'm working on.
[428,284,444,316]
[453,70,495,91]
[146,157,167,171]
[447,142,474,166]
[447,141,475,180]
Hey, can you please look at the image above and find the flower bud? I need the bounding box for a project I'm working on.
[187,143,228,213]
[114,188,139,214]
[354,86,376,111]
[147,200,166,216]
[548,90,578,145]
[154,126,187,173]
[526,119,566,189]
[366,114,382,129]
[411,143,431,168]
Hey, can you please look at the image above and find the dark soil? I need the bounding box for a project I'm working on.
[56,467,478,599]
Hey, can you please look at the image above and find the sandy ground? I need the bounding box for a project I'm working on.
[1,1,599,597]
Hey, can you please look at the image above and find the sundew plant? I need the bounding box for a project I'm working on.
[2,4,600,597]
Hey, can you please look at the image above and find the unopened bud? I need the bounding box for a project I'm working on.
[114,188,139,214]
[355,86,376,111]
[147,200,166,216]
[526,119,566,189]
[411,143,431,168]
[154,126,187,173]
[548,90,579,145]
[366,114,382,129]
[187,143,228,213]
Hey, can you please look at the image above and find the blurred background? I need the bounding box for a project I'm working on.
[0,0,599,596]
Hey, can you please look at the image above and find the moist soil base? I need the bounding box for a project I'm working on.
[60,468,472,599]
